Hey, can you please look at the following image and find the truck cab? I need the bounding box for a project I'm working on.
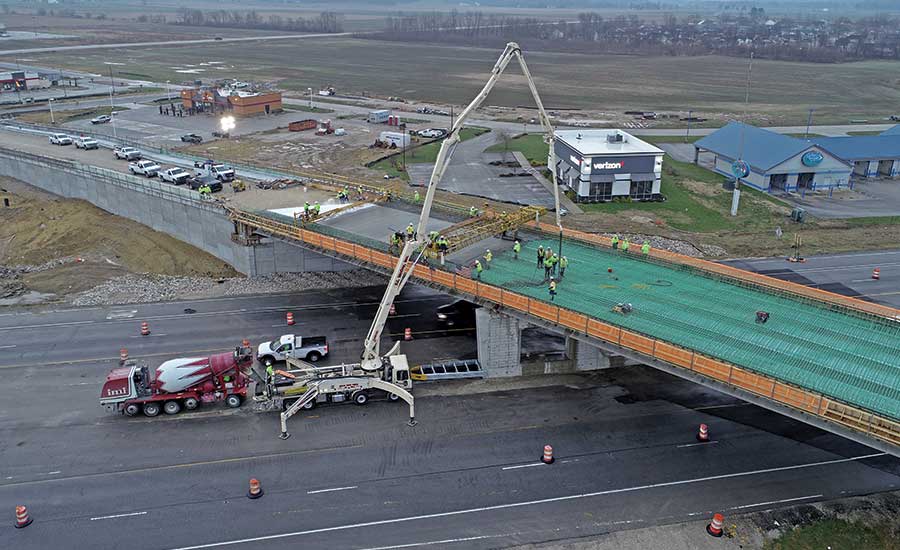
[258,334,329,364]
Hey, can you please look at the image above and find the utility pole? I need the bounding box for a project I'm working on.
[48,98,54,124]
[449,106,454,133]
[166,80,171,102]
[308,87,313,110]
[744,52,753,105]
[108,64,116,96]
[805,108,815,139]
[685,109,693,143]
[108,66,118,139]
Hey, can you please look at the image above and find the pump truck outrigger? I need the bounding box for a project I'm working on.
[273,41,562,440]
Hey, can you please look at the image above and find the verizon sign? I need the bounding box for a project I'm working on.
[593,161,623,170]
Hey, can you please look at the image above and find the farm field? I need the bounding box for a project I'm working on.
[8,37,900,126]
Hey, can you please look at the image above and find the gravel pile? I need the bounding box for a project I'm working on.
[602,233,726,257]
[71,270,387,306]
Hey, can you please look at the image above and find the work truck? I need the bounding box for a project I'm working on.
[257,334,329,364]
[129,159,161,177]
[194,159,235,182]
[100,344,254,417]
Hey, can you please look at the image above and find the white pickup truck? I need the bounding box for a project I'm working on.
[114,146,142,160]
[194,160,235,182]
[257,334,329,365]
[129,159,161,177]
[160,167,191,185]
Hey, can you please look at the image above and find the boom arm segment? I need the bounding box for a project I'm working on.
[359,42,560,371]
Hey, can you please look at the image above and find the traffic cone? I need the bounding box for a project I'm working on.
[286,312,295,326]
[119,348,129,364]
[697,423,709,442]
[389,304,396,316]
[140,321,150,336]
[404,327,412,341]
[873,268,880,280]
[706,513,724,537]
[14,505,32,528]
[247,478,264,499]
[541,444,555,464]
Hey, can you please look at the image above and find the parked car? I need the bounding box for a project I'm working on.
[128,159,161,177]
[160,167,191,185]
[49,133,72,146]
[74,136,99,150]
[180,133,203,144]
[114,146,141,160]
[91,115,112,125]
[417,128,446,139]
[436,299,479,331]
[211,130,230,138]
[188,175,222,193]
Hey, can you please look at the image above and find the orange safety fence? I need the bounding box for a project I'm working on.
[534,222,900,322]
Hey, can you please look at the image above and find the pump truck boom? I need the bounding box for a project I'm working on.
[276,42,561,439]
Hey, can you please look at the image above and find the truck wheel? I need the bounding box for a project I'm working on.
[226,394,242,408]
[124,403,140,416]
[353,392,369,406]
[164,401,181,415]
[388,393,401,402]
[183,397,199,410]
[306,351,321,362]
[143,403,161,417]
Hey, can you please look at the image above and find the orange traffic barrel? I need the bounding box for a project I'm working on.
[706,513,724,537]
[697,423,709,442]
[286,312,295,326]
[140,322,150,336]
[15,505,33,528]
[248,478,264,499]
[541,444,555,464]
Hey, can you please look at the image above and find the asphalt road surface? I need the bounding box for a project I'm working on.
[1,288,898,549]
[722,249,900,309]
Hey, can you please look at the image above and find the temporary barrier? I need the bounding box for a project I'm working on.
[541,445,554,464]
[14,505,32,529]
[706,513,724,537]
[140,322,150,336]
[404,328,413,341]
[697,423,709,442]
[247,478,264,499]
[286,312,295,326]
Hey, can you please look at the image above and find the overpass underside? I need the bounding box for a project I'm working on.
[228,207,900,456]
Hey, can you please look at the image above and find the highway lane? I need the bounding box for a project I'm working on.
[722,249,900,309]
[1,364,897,549]
[0,286,470,368]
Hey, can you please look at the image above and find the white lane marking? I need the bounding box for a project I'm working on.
[45,471,61,475]
[501,463,545,471]
[166,452,884,550]
[129,333,168,338]
[306,486,358,495]
[850,279,878,283]
[677,441,719,448]
[0,320,93,331]
[728,494,822,510]
[90,511,147,521]
[355,535,503,550]
[0,345,16,349]
[390,313,422,319]
[106,310,137,320]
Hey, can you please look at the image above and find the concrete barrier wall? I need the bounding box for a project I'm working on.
[0,148,350,275]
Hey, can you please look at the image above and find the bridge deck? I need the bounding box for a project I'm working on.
[480,238,900,421]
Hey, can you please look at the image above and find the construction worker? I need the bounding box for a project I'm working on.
[550,253,559,276]
[389,232,401,254]
[543,254,553,280]
[559,255,568,278]
[641,241,651,255]
[469,205,478,218]
[343,185,350,201]
[544,247,553,263]
[438,235,449,253]
[304,201,311,219]
[473,259,483,279]
[611,234,619,250]
[484,248,492,269]
[406,222,415,241]
[621,238,630,253]
[414,190,421,203]
[356,185,363,199]
[537,245,544,268]
[265,362,275,393]
[513,240,521,260]
[313,201,321,217]
[548,278,557,301]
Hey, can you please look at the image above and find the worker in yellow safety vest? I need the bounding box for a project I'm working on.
[642,241,651,255]
[469,206,478,218]
[513,240,521,260]
[559,256,568,278]
[484,249,492,269]
[548,278,557,301]
[473,260,483,279]
[621,238,630,252]
[313,201,321,216]
[536,245,544,268]
[611,234,619,250]
[414,190,421,203]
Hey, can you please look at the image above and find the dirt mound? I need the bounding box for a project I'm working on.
[0,178,237,301]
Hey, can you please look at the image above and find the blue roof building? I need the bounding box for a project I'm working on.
[812,135,900,177]
[694,122,852,193]
[880,125,900,136]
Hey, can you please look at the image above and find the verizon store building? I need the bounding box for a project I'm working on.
[552,130,664,202]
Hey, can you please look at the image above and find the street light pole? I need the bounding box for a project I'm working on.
[805,108,815,139]
[108,67,118,139]
[166,80,171,102]
[308,87,313,110]
[49,98,54,124]
[685,109,693,143]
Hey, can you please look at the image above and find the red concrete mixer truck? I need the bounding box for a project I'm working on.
[100,344,254,417]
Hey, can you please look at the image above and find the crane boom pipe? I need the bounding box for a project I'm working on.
[359,42,560,371]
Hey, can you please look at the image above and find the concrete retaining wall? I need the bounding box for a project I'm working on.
[0,148,350,275]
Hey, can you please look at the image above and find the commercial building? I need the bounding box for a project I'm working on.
[694,122,852,193]
[0,71,51,92]
[180,86,282,117]
[552,129,664,202]
[813,135,900,178]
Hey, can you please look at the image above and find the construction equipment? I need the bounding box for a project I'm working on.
[277,42,561,439]
[231,179,246,192]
